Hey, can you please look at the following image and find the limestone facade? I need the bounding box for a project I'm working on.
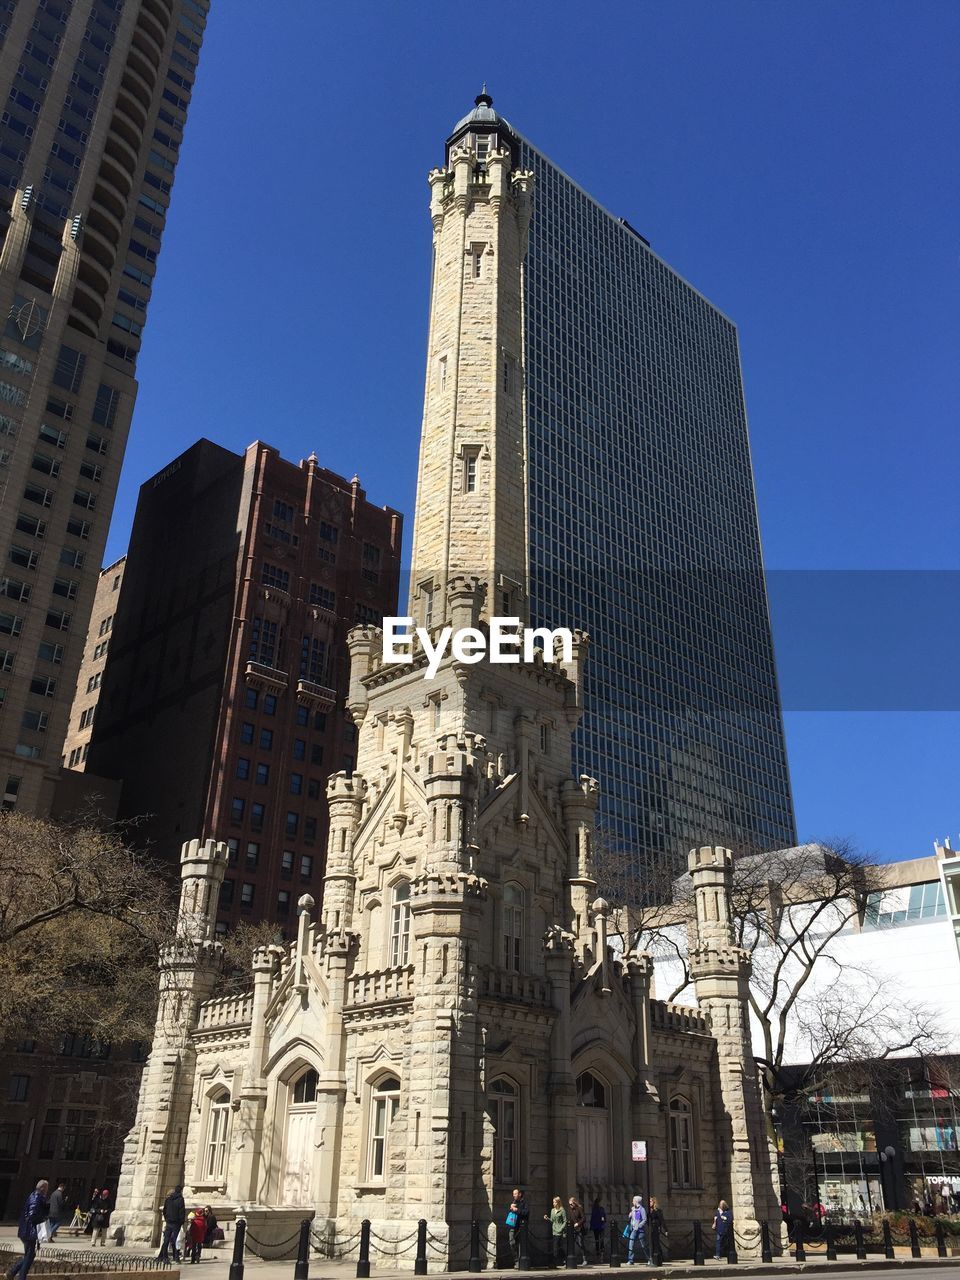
[112,98,779,1266]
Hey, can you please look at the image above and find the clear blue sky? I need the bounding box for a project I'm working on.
[104,0,959,862]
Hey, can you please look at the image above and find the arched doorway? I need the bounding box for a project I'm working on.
[576,1070,609,1183]
[280,1067,318,1205]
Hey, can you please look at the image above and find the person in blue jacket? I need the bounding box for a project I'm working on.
[7,1180,50,1280]
[713,1201,733,1260]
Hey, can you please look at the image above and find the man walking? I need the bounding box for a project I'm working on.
[7,1180,50,1280]
[507,1188,529,1267]
[47,1182,68,1240]
[158,1186,186,1264]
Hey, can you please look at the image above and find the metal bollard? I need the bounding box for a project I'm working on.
[853,1219,866,1261]
[518,1218,530,1272]
[692,1220,704,1267]
[356,1219,371,1280]
[294,1218,312,1280]
[936,1218,952,1259]
[566,1219,577,1269]
[229,1217,246,1280]
[825,1222,837,1262]
[760,1222,772,1265]
[794,1218,805,1263]
[608,1218,621,1269]
[468,1219,481,1273]
[726,1232,738,1266]
[909,1219,921,1259]
[936,1219,948,1259]
[414,1219,427,1276]
[882,1219,894,1260]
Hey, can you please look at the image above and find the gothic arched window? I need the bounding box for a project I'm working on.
[490,1076,519,1182]
[391,881,411,966]
[503,883,523,972]
[292,1068,318,1105]
[669,1096,694,1188]
[369,1075,401,1180]
[576,1070,607,1109]
[204,1089,231,1180]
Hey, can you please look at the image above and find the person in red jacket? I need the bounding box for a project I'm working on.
[186,1210,207,1265]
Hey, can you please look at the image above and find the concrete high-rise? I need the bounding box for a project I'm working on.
[423,94,796,867]
[83,439,402,929]
[0,0,209,815]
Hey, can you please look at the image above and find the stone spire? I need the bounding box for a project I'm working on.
[408,94,534,627]
[688,846,781,1248]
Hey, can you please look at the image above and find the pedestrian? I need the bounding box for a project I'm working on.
[186,1209,206,1264]
[544,1196,567,1268]
[626,1195,649,1265]
[203,1208,219,1252]
[506,1188,529,1267]
[713,1200,732,1260]
[88,1189,111,1247]
[7,1179,50,1280]
[589,1198,606,1259]
[648,1197,667,1262]
[158,1185,186,1263]
[47,1182,68,1240]
[568,1198,586,1265]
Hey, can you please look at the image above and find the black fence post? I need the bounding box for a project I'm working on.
[854,1218,867,1261]
[468,1219,481,1273]
[415,1219,428,1276]
[518,1218,530,1272]
[294,1218,312,1280]
[356,1220,371,1280]
[650,1218,661,1267]
[760,1221,773,1265]
[229,1218,246,1280]
[794,1218,805,1263]
[566,1219,577,1269]
[909,1219,921,1259]
[608,1219,621,1269]
[692,1221,704,1267]
[936,1219,948,1259]
[882,1219,895,1260]
[825,1222,837,1262]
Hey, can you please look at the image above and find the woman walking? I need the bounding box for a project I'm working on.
[648,1197,667,1262]
[713,1200,732,1260]
[545,1196,567,1268]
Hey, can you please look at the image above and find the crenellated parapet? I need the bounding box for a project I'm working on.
[346,626,383,722]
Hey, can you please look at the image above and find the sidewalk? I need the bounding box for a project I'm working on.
[4,1229,960,1280]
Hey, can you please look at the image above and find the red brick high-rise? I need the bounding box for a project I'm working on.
[83,437,402,930]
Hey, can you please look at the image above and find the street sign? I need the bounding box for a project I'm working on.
[631,1140,647,1162]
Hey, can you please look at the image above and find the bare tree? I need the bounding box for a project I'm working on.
[613,838,946,1128]
[0,810,176,1042]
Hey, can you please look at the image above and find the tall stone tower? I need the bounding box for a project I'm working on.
[113,838,227,1240]
[688,846,782,1242]
[409,91,533,625]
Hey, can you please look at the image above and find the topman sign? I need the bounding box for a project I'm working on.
[382,617,574,680]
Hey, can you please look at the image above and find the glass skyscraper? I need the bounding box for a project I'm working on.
[517,133,796,868]
[0,0,208,814]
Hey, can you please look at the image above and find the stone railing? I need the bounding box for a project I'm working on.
[346,965,415,1007]
[649,998,709,1036]
[197,991,254,1031]
[479,966,549,1006]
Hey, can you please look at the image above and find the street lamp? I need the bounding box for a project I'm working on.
[880,1145,897,1211]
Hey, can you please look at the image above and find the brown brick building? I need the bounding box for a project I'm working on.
[83,437,402,929]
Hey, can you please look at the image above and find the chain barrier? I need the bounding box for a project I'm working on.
[311,1226,364,1260]
[0,1249,174,1274]
[242,1225,305,1261]
[364,1227,421,1257]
